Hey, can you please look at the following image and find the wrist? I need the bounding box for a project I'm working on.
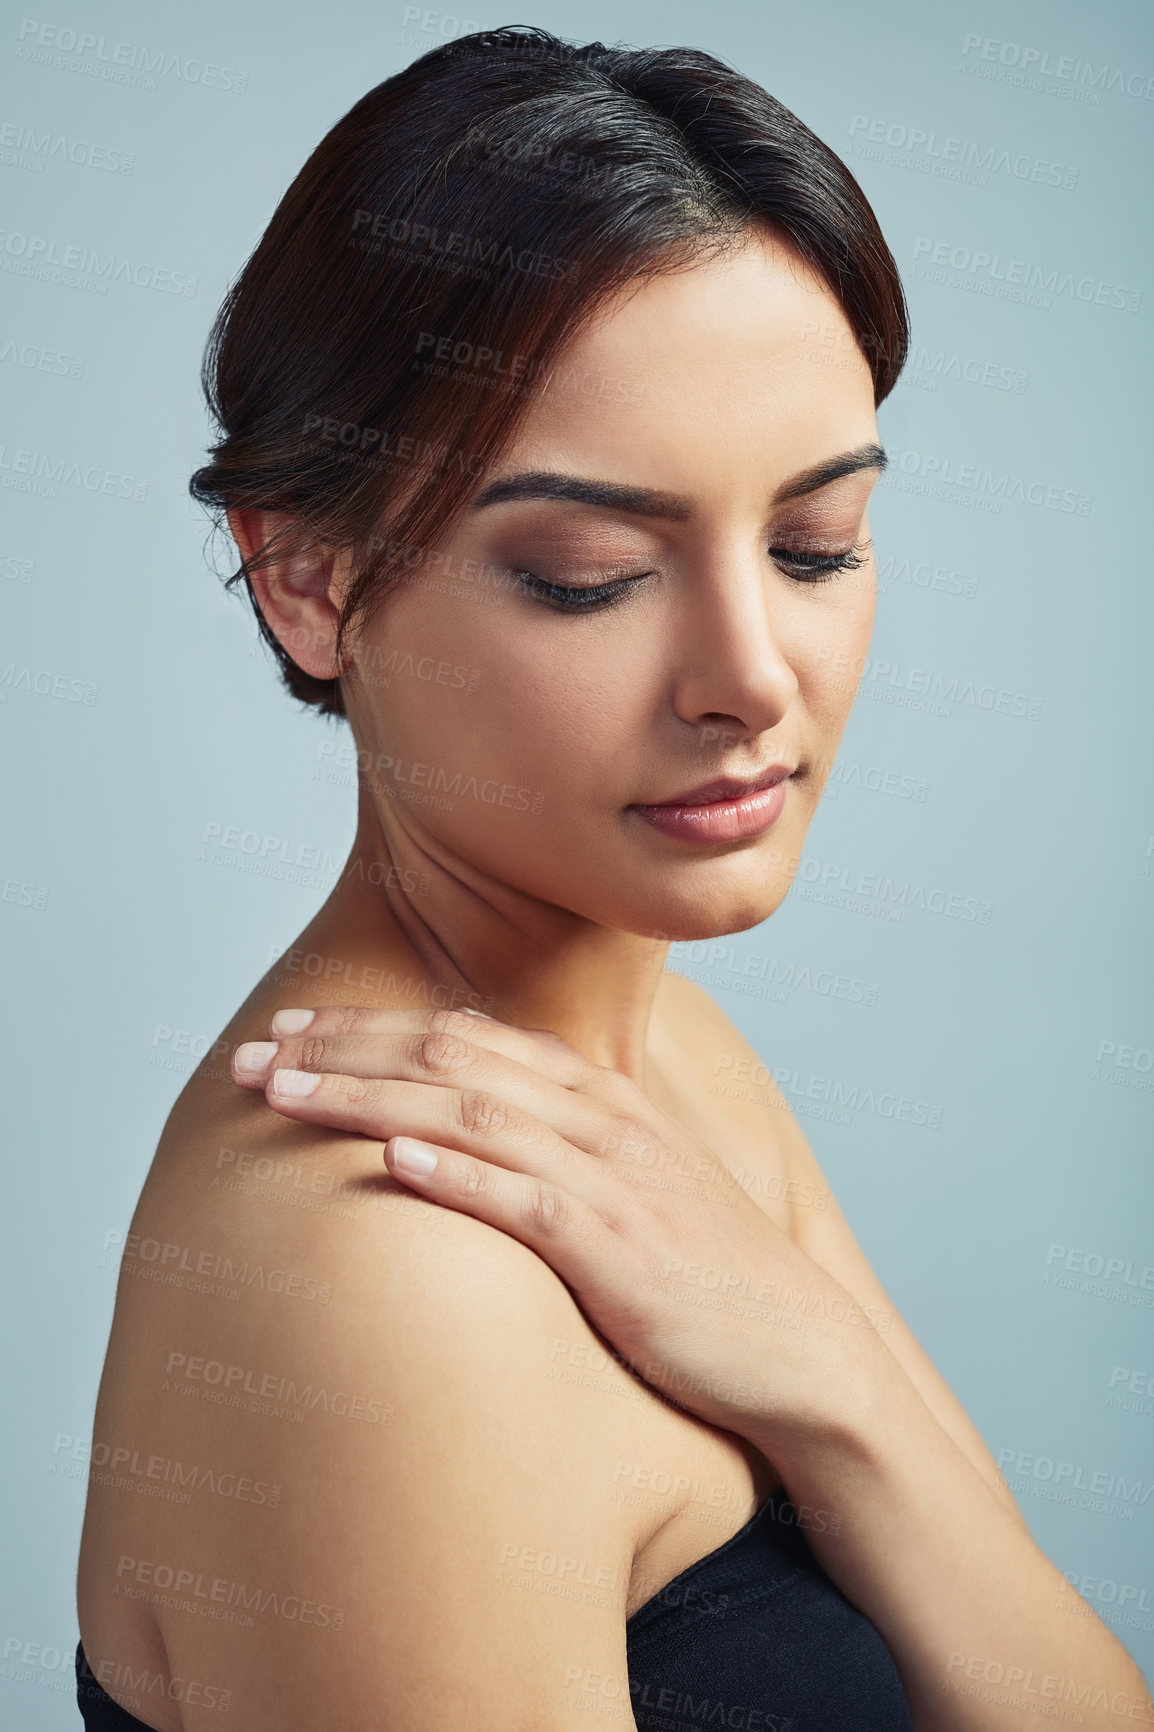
[745,1297,902,1479]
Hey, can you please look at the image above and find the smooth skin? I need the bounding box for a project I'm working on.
[77,230,1151,1730]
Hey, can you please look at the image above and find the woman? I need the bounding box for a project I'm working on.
[75,25,1150,1731]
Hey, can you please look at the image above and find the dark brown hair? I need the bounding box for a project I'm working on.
[190,25,908,715]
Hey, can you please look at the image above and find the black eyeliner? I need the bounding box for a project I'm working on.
[514,571,650,612]
[514,539,870,610]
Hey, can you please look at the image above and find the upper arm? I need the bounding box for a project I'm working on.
[93,1123,642,1729]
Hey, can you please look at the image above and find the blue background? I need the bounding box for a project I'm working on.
[1,0,1151,1716]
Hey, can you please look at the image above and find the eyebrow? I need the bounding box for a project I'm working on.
[470,443,888,519]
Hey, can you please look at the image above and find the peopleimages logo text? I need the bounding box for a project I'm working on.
[912,238,1139,313]
[961,35,1154,101]
[849,116,1078,189]
[15,19,248,92]
[881,446,1091,517]
[0,228,197,295]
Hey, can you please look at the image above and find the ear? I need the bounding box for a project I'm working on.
[227,508,350,681]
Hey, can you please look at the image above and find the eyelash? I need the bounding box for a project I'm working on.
[514,542,870,612]
[771,542,871,584]
[514,571,649,612]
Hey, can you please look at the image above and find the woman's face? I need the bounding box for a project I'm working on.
[343,228,883,942]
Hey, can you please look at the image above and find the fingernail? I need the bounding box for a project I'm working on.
[391,1137,439,1176]
[461,1007,494,1019]
[271,1068,320,1099]
[235,1041,278,1076]
[270,1008,316,1036]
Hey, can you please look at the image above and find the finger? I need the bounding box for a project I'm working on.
[234,1030,614,1153]
[262,1003,641,1112]
[380,1133,622,1298]
[268,1004,586,1082]
[257,1066,613,1200]
[234,1021,656,1158]
[237,1030,567,1098]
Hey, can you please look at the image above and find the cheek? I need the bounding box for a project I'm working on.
[350,593,647,799]
[788,587,875,733]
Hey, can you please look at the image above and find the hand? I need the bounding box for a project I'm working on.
[231,1004,879,1443]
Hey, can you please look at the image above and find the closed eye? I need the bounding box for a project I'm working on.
[770,541,871,583]
[513,538,871,610]
[513,570,653,612]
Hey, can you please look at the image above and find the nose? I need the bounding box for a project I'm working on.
[669,549,799,746]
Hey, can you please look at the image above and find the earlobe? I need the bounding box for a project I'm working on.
[226,506,347,681]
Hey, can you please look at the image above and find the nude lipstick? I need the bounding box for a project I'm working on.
[628,765,794,844]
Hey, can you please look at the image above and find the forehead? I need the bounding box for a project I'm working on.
[506,229,877,487]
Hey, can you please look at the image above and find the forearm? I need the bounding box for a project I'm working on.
[749,1334,1154,1731]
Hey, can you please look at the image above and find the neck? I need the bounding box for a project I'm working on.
[289,799,671,1083]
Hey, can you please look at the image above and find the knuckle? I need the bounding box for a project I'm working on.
[337,1006,366,1036]
[344,1077,378,1111]
[456,1088,509,1138]
[601,1112,658,1164]
[458,1159,490,1201]
[416,1030,472,1075]
[522,1179,570,1236]
[428,1007,478,1041]
[297,1036,328,1072]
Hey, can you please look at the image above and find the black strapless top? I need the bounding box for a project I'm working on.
[77,1489,911,1730]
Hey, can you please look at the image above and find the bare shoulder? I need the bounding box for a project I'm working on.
[650,969,831,1234]
[653,966,900,1279]
[79,1083,665,1727]
[653,966,789,1108]
[654,966,780,1082]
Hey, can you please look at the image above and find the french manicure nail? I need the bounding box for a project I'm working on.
[271,1068,320,1099]
[391,1137,439,1175]
[270,1008,316,1035]
[235,1041,278,1075]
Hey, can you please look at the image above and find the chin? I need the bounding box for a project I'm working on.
[615,880,791,945]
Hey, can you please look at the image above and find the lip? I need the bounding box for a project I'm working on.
[638,765,794,808]
[628,764,796,845]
